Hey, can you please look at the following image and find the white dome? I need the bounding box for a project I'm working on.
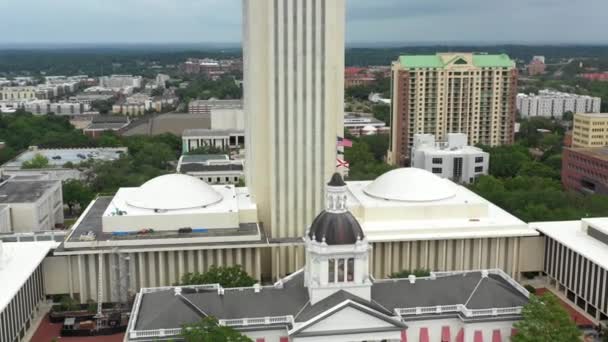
[126,174,223,210]
[363,168,456,202]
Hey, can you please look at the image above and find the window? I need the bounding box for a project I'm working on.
[347,258,354,282]
[432,168,442,174]
[328,259,335,283]
[475,156,484,163]
[338,259,345,282]
[475,166,484,173]
[432,158,443,164]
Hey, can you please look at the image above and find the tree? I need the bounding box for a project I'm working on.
[481,145,531,178]
[181,317,252,342]
[518,161,560,180]
[512,293,580,342]
[62,180,94,216]
[21,153,50,169]
[179,266,256,288]
[562,111,574,122]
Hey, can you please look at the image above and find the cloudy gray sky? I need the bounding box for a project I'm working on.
[0,0,606,45]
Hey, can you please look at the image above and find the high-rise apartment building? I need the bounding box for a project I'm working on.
[243,0,345,274]
[572,113,608,148]
[388,53,517,166]
[517,90,601,118]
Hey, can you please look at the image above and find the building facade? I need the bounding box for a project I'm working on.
[243,0,345,275]
[562,147,608,195]
[411,133,489,184]
[388,53,517,166]
[572,113,608,148]
[188,99,242,115]
[517,91,601,118]
[177,154,245,185]
[182,129,245,153]
[0,241,54,342]
[532,218,608,323]
[0,177,64,233]
[124,175,530,342]
[527,56,546,76]
[0,86,38,101]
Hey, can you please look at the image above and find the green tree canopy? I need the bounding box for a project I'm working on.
[62,180,95,216]
[513,293,580,342]
[179,266,256,288]
[22,153,50,169]
[181,317,252,342]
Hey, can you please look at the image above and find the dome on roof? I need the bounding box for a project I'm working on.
[308,211,364,245]
[363,168,456,202]
[126,174,223,210]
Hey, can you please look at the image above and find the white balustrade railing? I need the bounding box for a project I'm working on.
[396,305,523,318]
[220,316,294,327]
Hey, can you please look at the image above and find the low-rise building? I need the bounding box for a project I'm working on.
[83,116,131,138]
[182,129,245,153]
[531,218,608,323]
[122,113,210,136]
[188,99,242,115]
[411,134,489,184]
[0,176,64,232]
[177,154,244,185]
[562,147,608,195]
[517,91,601,118]
[344,113,387,136]
[23,100,90,116]
[2,147,127,181]
[0,86,38,101]
[527,56,546,76]
[70,93,115,105]
[572,113,608,148]
[0,241,58,342]
[99,75,143,90]
[581,73,608,81]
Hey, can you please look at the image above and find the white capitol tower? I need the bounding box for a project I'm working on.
[243,0,346,274]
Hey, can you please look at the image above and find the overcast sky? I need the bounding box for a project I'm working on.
[0,0,606,45]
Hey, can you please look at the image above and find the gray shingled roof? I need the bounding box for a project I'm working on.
[133,271,528,332]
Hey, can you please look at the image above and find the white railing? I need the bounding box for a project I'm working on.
[141,284,220,294]
[220,316,294,327]
[395,305,523,318]
[130,328,183,339]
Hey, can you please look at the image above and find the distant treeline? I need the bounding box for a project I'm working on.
[2,45,608,76]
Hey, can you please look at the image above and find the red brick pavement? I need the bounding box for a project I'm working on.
[30,314,125,342]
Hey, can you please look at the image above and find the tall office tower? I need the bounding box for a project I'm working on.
[243,0,345,276]
[387,53,517,166]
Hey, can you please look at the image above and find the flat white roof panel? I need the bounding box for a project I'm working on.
[532,219,608,270]
[0,241,58,313]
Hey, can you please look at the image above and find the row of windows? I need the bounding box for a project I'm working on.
[328,258,355,283]
[0,266,44,342]
[544,236,608,317]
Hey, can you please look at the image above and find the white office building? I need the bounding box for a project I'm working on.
[411,134,489,184]
[243,0,346,274]
[0,176,64,233]
[517,90,601,118]
[0,241,58,342]
[531,218,608,323]
[99,75,143,90]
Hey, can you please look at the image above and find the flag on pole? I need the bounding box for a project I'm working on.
[336,158,350,169]
[337,136,353,148]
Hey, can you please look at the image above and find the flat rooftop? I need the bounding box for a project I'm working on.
[531,218,608,269]
[3,147,127,169]
[575,113,608,119]
[61,195,264,251]
[0,180,58,203]
[0,241,58,313]
[566,147,608,162]
[346,180,536,241]
[182,128,244,138]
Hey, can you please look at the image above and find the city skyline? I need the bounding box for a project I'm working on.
[0,0,607,45]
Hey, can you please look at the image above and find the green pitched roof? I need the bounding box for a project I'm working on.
[399,53,514,69]
[472,54,515,68]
